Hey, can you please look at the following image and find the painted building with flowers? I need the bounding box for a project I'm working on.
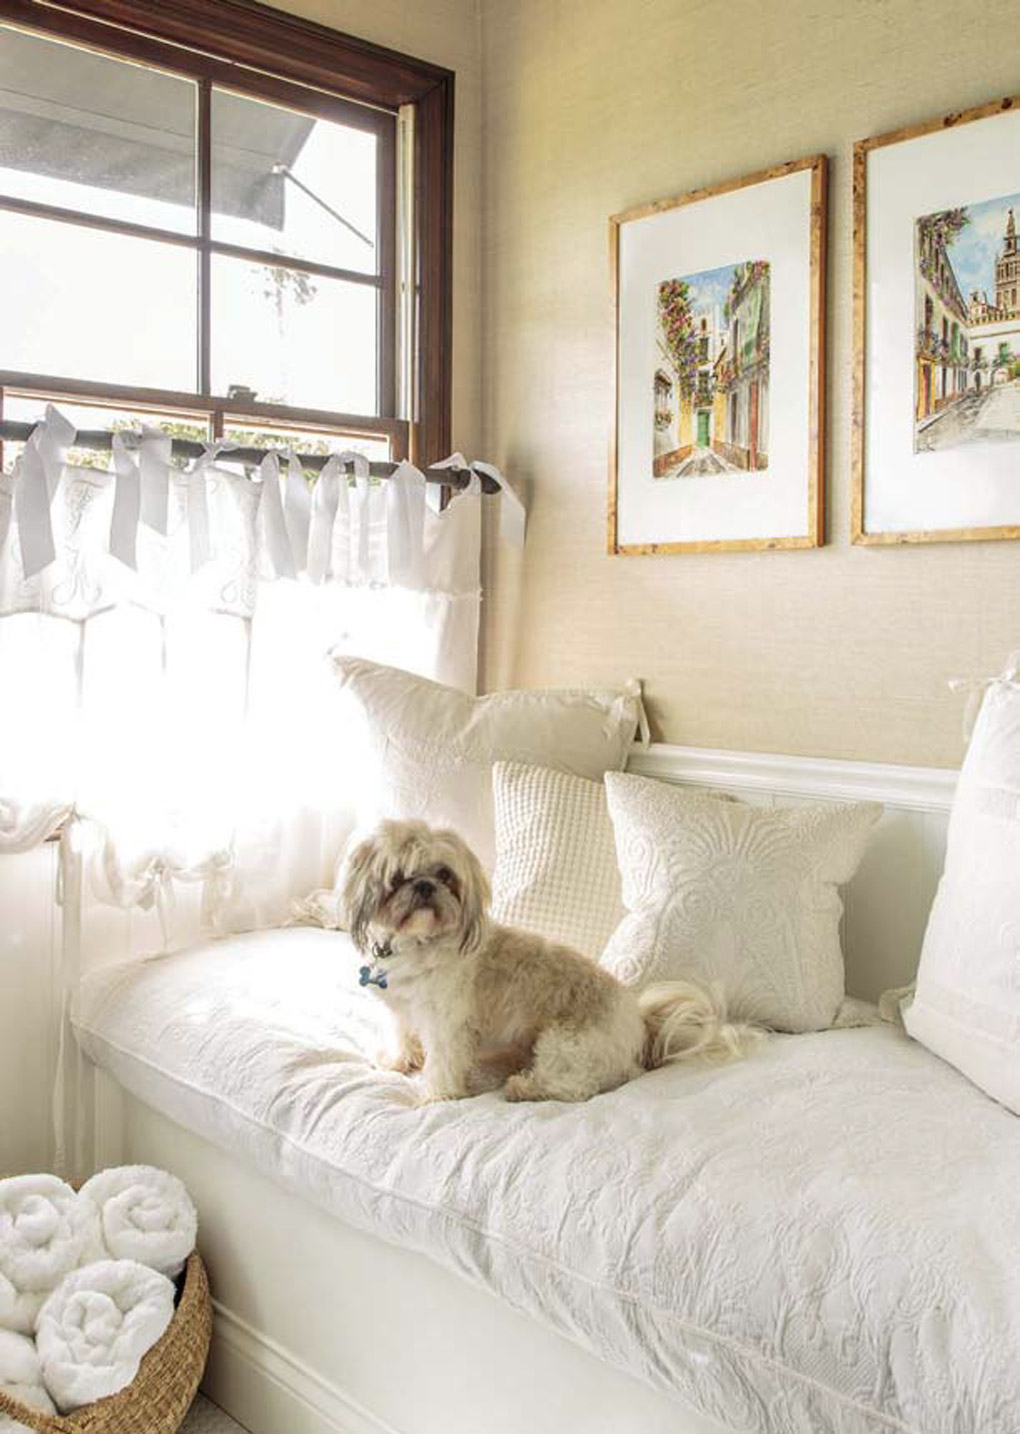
[653,276,697,475]
[653,356,687,475]
[654,299,727,474]
[915,209,970,419]
[691,303,725,448]
[711,260,770,471]
[653,359,681,474]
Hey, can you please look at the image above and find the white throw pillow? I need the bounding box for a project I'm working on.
[332,658,644,870]
[491,762,623,958]
[904,670,1020,1112]
[601,772,881,1032]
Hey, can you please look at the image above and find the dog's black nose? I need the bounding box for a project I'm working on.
[413,879,435,898]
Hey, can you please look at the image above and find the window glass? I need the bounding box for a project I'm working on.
[0,211,197,389]
[0,18,397,429]
[211,253,377,414]
[0,396,210,473]
[222,422,389,466]
[0,23,197,233]
[211,88,378,275]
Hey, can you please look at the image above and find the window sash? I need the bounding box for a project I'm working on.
[0,0,453,454]
[0,372,408,460]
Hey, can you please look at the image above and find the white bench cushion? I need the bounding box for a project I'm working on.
[75,929,1020,1434]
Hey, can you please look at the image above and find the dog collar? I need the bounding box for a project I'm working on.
[360,938,394,990]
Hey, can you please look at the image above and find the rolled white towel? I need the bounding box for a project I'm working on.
[78,1166,196,1280]
[0,1328,57,1433]
[0,1176,99,1335]
[36,1259,174,1414]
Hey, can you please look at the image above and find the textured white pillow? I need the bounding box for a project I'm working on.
[601,772,882,1032]
[491,761,623,958]
[904,671,1020,1112]
[333,659,644,870]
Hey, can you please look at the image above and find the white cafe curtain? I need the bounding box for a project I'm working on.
[0,406,518,938]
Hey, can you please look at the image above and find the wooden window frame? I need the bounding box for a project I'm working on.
[0,0,454,464]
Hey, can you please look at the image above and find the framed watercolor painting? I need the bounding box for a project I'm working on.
[854,95,1020,545]
[608,154,827,556]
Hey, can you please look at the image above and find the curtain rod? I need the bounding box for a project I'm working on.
[0,421,501,492]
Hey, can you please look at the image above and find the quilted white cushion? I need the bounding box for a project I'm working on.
[904,669,1020,1112]
[75,931,1020,1433]
[601,772,881,1032]
[332,658,644,870]
[491,762,623,959]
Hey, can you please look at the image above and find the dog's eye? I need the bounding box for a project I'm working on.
[436,866,455,887]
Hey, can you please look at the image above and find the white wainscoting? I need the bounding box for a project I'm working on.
[626,743,957,1003]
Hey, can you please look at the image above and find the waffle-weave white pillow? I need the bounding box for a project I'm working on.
[904,667,1020,1112]
[601,772,881,1032]
[491,762,623,959]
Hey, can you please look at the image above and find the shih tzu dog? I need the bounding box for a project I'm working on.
[341,818,757,1104]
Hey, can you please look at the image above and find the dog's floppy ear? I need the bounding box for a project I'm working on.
[340,833,383,953]
[455,838,491,954]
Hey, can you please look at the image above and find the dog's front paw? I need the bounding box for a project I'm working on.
[505,1073,543,1102]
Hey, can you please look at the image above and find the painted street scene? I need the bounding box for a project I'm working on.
[914,193,1020,452]
[653,259,770,478]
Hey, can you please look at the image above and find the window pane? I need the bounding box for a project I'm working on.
[223,422,390,468]
[0,211,197,390]
[211,254,377,414]
[1,397,211,473]
[0,23,197,234]
[211,88,379,274]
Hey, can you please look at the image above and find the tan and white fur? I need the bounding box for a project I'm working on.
[342,819,758,1104]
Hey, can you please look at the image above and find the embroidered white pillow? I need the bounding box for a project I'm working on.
[491,762,623,959]
[333,658,644,870]
[904,671,1020,1112]
[601,773,882,1032]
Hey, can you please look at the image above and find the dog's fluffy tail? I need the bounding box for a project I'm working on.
[638,981,761,1068]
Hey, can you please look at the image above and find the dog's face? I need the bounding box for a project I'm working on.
[341,819,490,955]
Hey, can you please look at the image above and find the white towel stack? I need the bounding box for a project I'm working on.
[0,1166,198,1415]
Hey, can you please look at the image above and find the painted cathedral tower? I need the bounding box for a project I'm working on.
[995,208,1020,316]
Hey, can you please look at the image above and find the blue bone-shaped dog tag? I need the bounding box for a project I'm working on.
[360,939,393,990]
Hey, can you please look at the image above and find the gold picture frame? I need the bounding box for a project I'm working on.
[853,95,1020,546]
[608,154,827,556]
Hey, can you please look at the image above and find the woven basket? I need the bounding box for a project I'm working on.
[0,1252,211,1434]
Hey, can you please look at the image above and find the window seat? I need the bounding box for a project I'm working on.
[74,928,1020,1434]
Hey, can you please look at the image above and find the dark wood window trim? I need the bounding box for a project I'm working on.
[0,0,454,463]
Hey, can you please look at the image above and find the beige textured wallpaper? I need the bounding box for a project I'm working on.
[478,0,1020,767]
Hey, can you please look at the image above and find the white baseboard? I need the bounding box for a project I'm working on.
[205,1300,402,1434]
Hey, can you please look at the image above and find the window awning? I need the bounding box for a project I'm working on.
[0,24,313,228]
